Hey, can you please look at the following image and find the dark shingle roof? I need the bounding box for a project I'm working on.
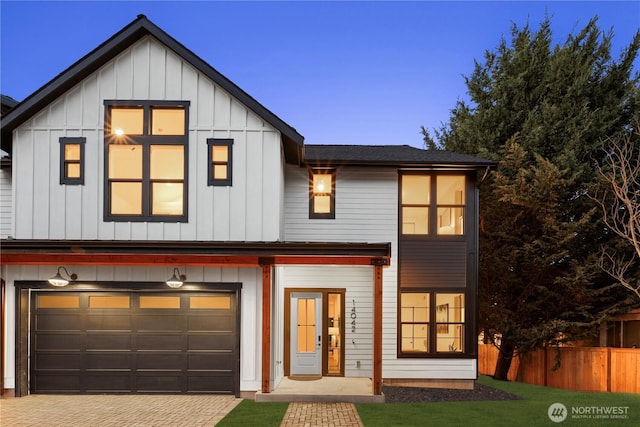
[304,145,496,168]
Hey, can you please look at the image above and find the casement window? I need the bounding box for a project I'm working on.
[104,100,189,222]
[309,169,335,219]
[207,138,233,186]
[399,291,465,355]
[59,137,85,185]
[401,174,465,235]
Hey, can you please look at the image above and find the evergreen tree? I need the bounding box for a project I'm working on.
[435,17,640,379]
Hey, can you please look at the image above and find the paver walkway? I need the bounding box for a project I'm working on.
[280,402,364,427]
[0,394,242,427]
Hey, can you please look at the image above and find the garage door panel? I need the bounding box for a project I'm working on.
[34,353,82,370]
[35,334,83,350]
[36,314,82,331]
[86,353,132,369]
[32,290,239,395]
[188,374,235,393]
[188,315,234,331]
[137,334,184,350]
[188,334,235,351]
[86,314,132,330]
[85,373,132,392]
[137,314,184,331]
[138,353,184,370]
[34,374,81,392]
[86,334,132,350]
[136,373,182,392]
[188,353,235,371]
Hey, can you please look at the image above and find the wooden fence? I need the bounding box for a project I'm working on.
[478,344,639,393]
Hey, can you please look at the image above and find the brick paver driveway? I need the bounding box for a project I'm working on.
[0,394,242,427]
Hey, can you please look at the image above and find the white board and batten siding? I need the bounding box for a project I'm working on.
[283,164,477,380]
[0,264,264,392]
[10,36,285,242]
[0,168,11,238]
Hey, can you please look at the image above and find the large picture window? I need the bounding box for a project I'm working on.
[399,291,465,356]
[104,100,189,222]
[401,174,465,236]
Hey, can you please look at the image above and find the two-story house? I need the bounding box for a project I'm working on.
[0,15,494,399]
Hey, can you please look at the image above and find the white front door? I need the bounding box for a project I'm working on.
[290,292,322,375]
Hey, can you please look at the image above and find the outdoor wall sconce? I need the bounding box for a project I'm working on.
[48,266,78,287]
[166,268,186,288]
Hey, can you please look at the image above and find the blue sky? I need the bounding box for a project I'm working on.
[1,1,638,148]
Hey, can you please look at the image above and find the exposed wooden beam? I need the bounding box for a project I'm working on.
[261,265,272,394]
[373,265,383,395]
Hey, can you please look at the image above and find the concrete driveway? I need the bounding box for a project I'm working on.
[0,394,242,426]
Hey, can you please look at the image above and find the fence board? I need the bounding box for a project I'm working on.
[477,344,639,394]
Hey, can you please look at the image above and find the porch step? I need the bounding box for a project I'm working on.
[254,377,385,403]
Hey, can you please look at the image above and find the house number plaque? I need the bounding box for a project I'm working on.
[351,299,357,333]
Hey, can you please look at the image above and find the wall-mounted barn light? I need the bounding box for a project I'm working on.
[48,266,77,287]
[166,268,186,288]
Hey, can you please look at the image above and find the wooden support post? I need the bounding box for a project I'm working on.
[261,264,272,393]
[373,264,383,395]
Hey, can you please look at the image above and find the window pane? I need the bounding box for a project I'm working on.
[437,207,464,235]
[402,207,428,234]
[139,296,181,309]
[152,183,183,215]
[436,293,465,352]
[111,108,143,135]
[213,164,228,180]
[109,145,142,179]
[437,176,465,204]
[402,175,430,204]
[313,174,332,194]
[190,296,231,309]
[401,324,428,352]
[150,145,184,179]
[89,296,130,309]
[212,145,228,162]
[437,325,464,352]
[151,108,185,135]
[400,293,429,322]
[38,295,80,309]
[111,182,142,214]
[314,195,331,214]
[66,163,81,178]
[65,144,80,160]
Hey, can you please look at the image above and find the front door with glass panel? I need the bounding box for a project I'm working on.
[290,292,322,375]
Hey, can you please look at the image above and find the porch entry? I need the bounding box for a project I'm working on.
[285,289,344,377]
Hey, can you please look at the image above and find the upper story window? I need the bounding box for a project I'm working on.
[104,100,189,222]
[59,137,85,185]
[207,138,233,186]
[309,169,335,219]
[401,174,465,235]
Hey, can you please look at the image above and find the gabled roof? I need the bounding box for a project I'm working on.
[1,95,19,116]
[304,144,496,169]
[0,14,304,163]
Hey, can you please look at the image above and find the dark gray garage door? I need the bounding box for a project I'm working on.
[31,291,239,395]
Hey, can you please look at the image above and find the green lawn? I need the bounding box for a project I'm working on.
[217,376,640,426]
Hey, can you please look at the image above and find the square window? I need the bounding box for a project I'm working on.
[110,108,144,135]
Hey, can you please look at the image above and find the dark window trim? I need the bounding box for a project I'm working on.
[103,100,189,223]
[397,288,474,358]
[309,168,336,219]
[59,137,85,185]
[207,138,233,186]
